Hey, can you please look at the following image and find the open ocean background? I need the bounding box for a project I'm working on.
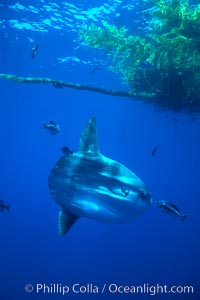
[0,0,200,299]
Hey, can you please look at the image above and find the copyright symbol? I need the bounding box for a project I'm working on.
[25,284,34,293]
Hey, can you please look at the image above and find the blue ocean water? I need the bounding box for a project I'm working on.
[0,1,200,299]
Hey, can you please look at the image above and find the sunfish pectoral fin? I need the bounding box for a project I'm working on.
[78,117,100,155]
[58,209,79,236]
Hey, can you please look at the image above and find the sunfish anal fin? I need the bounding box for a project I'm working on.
[78,117,100,155]
[58,209,79,236]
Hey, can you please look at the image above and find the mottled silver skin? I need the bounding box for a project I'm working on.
[48,117,152,233]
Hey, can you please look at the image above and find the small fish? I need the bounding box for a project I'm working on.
[0,200,10,212]
[43,121,60,135]
[61,146,73,156]
[31,43,39,59]
[152,145,158,157]
[157,200,188,222]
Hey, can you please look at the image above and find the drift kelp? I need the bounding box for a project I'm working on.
[79,0,200,113]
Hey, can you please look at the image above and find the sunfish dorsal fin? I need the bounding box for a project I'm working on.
[78,117,100,155]
[58,209,79,236]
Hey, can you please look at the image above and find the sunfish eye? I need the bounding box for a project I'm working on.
[121,188,129,197]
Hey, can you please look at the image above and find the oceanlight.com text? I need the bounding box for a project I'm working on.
[24,283,195,296]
